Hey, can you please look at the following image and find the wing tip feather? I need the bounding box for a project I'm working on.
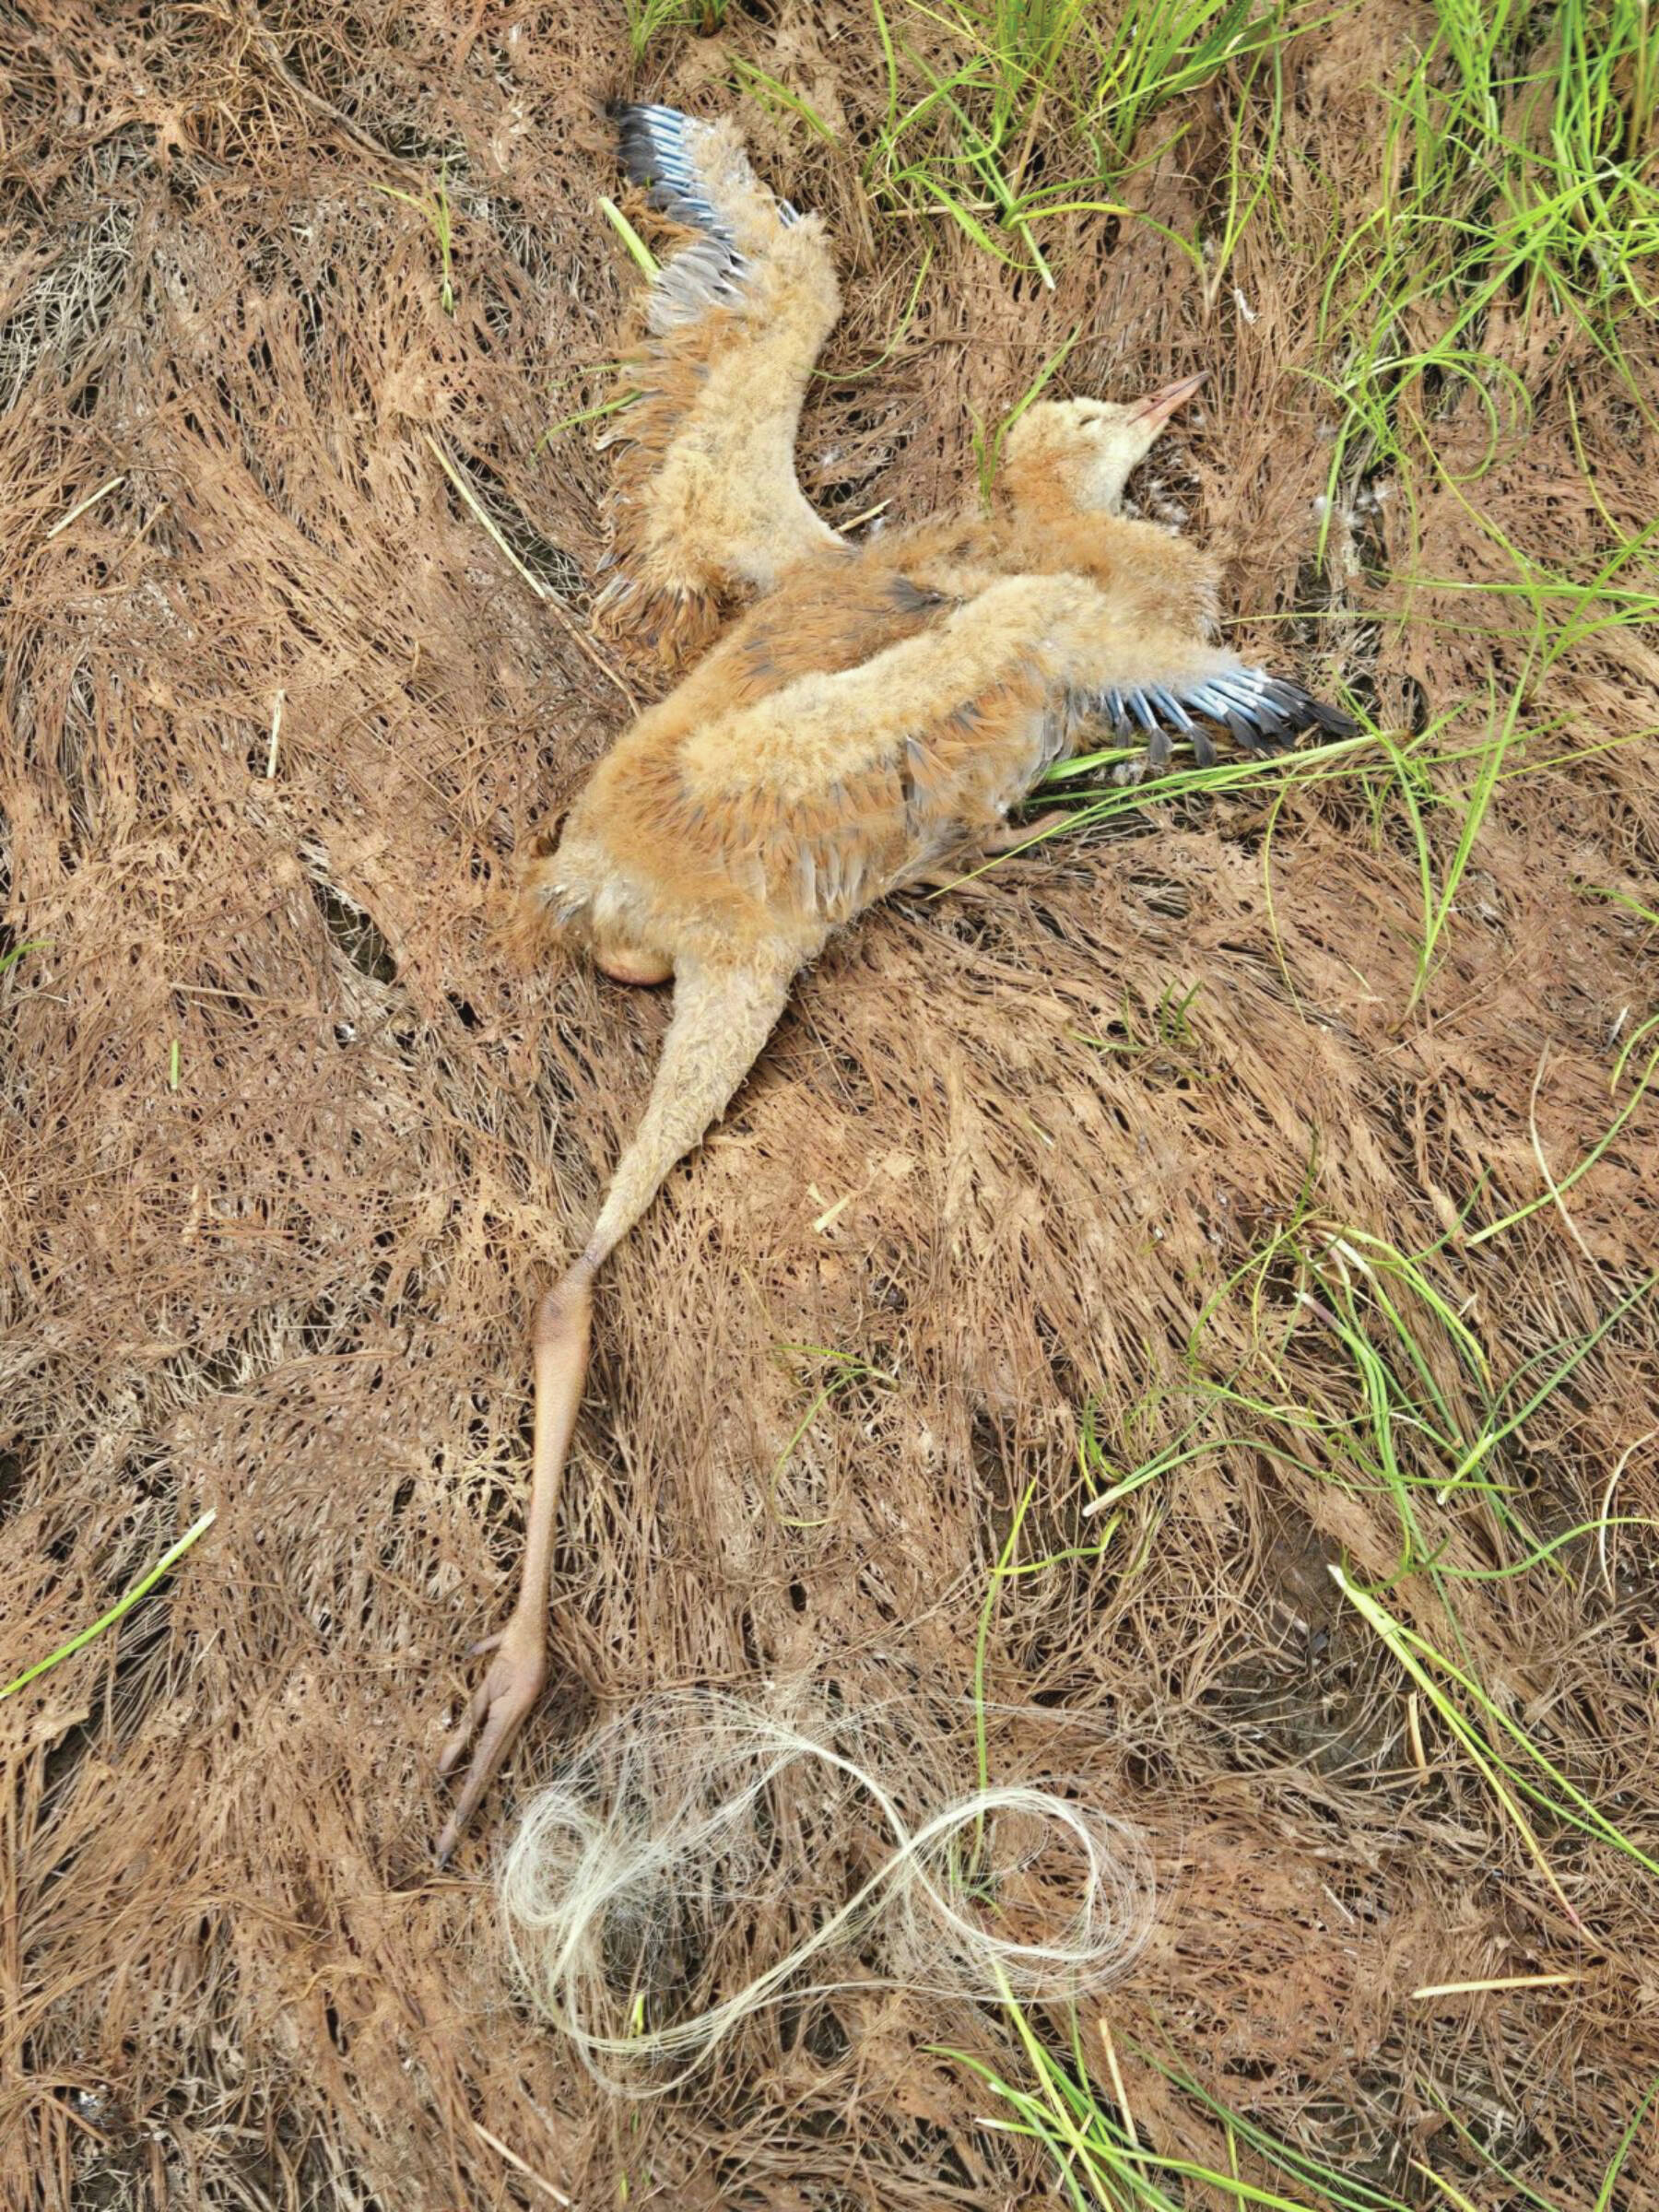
[1087,666,1359,772]
[612,100,806,252]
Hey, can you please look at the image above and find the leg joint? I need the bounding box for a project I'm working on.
[533,1263,594,1351]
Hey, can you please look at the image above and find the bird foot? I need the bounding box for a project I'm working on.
[982,806,1073,854]
[435,1606,549,1865]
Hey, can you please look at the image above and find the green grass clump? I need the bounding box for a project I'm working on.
[1316,2,1659,568]
[625,0,728,57]
[1090,1202,1652,1560]
[864,0,1296,286]
[1075,1217,1659,1917]
[952,2000,1655,2210]
[951,1995,1417,2209]
[966,1220,1656,2194]
[1333,1561,1659,1924]
[1027,691,1649,1030]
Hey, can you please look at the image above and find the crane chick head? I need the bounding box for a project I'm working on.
[1001,372,1206,516]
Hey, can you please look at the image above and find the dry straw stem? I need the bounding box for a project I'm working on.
[2,2,1657,2207]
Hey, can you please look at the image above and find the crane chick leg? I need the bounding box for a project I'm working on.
[435,947,799,1861]
[435,1266,589,1863]
[982,807,1074,854]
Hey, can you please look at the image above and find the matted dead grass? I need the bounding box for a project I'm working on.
[2,4,1655,2206]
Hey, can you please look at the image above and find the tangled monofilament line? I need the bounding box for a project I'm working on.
[499,1687,1153,2092]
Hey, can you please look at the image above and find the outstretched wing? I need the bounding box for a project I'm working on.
[594,105,843,660]
[672,574,1358,926]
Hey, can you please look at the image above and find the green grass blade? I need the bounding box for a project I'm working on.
[2,1512,218,1701]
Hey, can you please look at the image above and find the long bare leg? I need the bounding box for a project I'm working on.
[436,948,799,1860]
[435,1266,591,1862]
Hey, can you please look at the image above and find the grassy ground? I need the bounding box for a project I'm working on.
[1,1,1656,2206]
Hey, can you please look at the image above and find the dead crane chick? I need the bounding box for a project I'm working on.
[434,105,1355,1859]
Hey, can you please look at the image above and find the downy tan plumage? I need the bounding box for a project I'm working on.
[435,105,1354,1857]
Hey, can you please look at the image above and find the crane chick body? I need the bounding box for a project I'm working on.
[434,107,1353,1859]
[533,462,1225,987]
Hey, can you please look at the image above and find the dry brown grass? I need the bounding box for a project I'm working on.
[2,3,1656,2206]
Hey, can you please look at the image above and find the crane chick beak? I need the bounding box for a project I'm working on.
[1127,371,1206,432]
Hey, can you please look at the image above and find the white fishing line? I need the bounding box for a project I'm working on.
[499,1687,1153,2092]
